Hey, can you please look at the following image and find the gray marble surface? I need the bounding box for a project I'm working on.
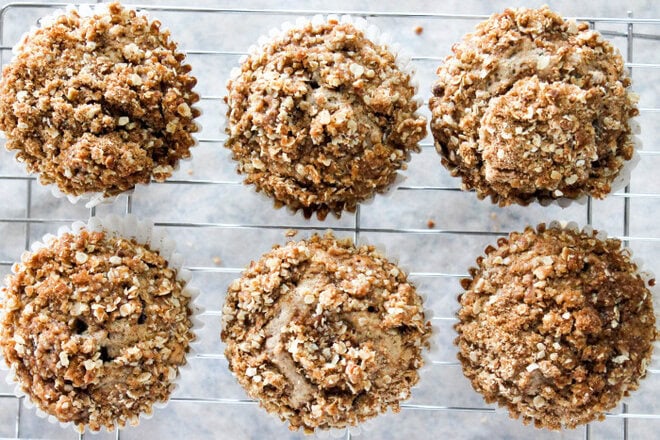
[0,1,659,439]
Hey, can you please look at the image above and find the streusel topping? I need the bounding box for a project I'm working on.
[429,6,638,205]
[0,2,199,197]
[225,18,426,219]
[456,224,656,429]
[0,229,194,432]
[222,234,431,432]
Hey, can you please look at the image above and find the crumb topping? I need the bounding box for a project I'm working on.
[429,6,638,205]
[221,234,430,432]
[456,224,657,429]
[225,19,427,220]
[0,229,194,432]
[0,2,200,197]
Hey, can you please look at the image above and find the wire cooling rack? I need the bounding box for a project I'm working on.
[0,2,659,439]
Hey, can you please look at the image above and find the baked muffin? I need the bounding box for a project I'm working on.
[456,223,657,429]
[0,2,200,198]
[0,227,195,431]
[429,6,639,206]
[221,233,431,432]
[225,17,427,220]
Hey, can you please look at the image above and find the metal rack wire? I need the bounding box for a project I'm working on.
[0,2,659,439]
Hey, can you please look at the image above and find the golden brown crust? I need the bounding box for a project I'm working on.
[0,2,200,197]
[225,19,427,220]
[455,224,657,429]
[221,234,431,432]
[0,229,194,432]
[429,6,639,206]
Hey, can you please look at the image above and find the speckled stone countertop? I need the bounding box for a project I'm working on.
[0,1,658,439]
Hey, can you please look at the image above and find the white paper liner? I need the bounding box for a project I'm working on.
[225,14,424,221]
[5,3,202,208]
[246,170,410,223]
[459,220,658,427]
[0,214,203,433]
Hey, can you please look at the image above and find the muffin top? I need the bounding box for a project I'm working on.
[221,233,430,432]
[455,223,657,429]
[429,6,638,205]
[0,228,194,431]
[225,18,427,220]
[0,2,199,197]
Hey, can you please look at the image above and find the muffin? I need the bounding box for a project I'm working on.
[221,233,431,432]
[0,225,195,431]
[429,6,639,206]
[0,2,200,199]
[455,223,657,429]
[225,16,427,220]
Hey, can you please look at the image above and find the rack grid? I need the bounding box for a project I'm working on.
[0,2,659,439]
